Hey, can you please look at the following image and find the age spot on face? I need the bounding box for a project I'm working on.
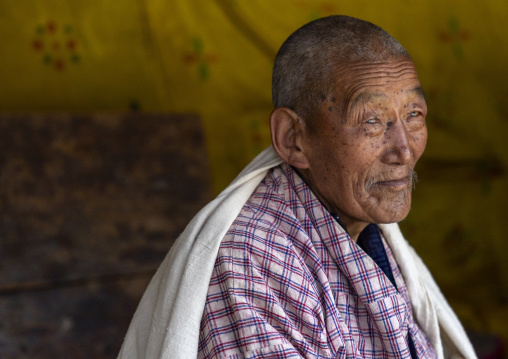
[329,106,334,112]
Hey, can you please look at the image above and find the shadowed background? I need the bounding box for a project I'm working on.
[0,0,506,357]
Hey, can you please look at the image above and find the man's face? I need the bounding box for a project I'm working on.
[300,58,427,232]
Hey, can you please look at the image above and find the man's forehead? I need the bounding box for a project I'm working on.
[333,58,420,99]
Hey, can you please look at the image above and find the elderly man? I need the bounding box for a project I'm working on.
[119,16,476,359]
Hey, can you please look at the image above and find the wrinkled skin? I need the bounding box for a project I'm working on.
[298,58,428,240]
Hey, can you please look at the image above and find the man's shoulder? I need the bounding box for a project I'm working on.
[221,164,301,248]
[240,164,301,219]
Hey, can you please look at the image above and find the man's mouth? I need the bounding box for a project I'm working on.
[365,169,418,192]
[375,176,412,190]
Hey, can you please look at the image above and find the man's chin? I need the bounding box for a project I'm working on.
[367,199,412,224]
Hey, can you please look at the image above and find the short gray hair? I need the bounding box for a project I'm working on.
[272,15,411,121]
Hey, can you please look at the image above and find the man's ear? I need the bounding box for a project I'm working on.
[270,107,310,169]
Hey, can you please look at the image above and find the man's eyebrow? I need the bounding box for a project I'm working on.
[350,91,387,109]
[409,86,427,102]
[350,86,427,109]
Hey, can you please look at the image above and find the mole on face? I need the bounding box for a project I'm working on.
[384,121,393,134]
[362,128,373,136]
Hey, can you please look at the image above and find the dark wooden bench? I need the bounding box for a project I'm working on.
[0,113,211,358]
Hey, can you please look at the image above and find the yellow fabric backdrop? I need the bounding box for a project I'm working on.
[0,0,507,342]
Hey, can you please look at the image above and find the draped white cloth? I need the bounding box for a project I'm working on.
[118,146,477,359]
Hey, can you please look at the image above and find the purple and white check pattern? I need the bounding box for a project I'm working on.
[198,164,437,358]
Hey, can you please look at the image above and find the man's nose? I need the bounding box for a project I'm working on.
[382,120,412,165]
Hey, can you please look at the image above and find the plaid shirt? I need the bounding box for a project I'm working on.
[198,164,437,358]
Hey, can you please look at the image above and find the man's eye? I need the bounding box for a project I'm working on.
[365,118,379,124]
[409,111,420,118]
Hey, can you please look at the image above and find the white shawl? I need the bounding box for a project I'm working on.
[118,146,477,359]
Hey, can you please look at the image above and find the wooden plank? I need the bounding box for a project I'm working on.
[0,113,211,358]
